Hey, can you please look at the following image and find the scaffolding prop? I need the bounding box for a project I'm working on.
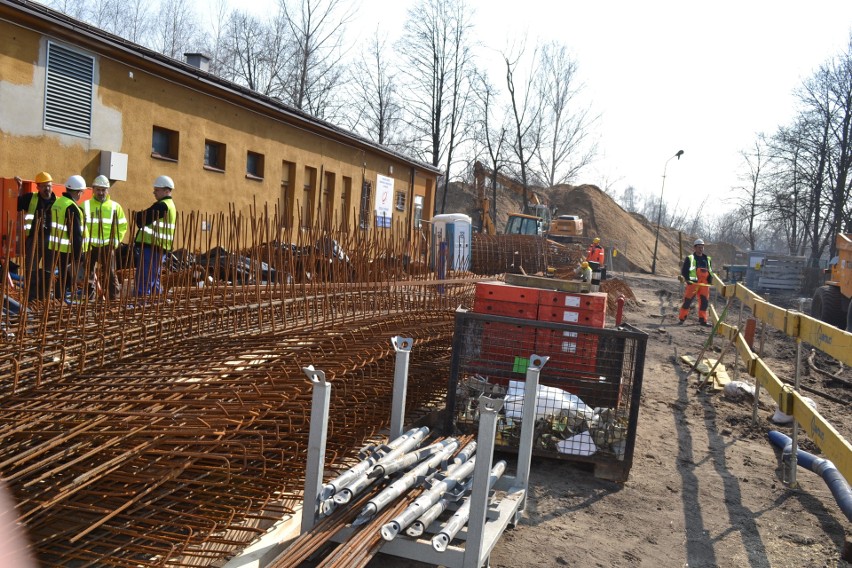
[299,337,544,568]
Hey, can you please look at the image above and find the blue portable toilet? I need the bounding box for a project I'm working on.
[431,213,472,272]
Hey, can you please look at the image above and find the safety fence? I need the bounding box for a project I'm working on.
[706,276,852,482]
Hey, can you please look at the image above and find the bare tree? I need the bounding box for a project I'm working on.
[397,0,475,213]
[619,185,640,213]
[43,0,87,20]
[504,44,541,212]
[154,0,199,60]
[349,30,401,146]
[202,0,232,77]
[277,0,355,119]
[731,137,772,249]
[532,41,597,187]
[219,11,283,95]
[472,69,508,227]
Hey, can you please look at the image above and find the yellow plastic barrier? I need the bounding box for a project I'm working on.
[704,277,852,482]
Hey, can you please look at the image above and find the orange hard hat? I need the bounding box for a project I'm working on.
[34,172,53,184]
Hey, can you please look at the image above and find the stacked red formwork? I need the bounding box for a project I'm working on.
[472,281,621,406]
[472,282,539,384]
[536,290,607,376]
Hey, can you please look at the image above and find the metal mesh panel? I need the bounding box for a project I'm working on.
[446,309,647,481]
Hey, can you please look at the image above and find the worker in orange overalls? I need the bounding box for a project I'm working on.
[678,238,714,326]
[586,237,606,280]
[586,237,605,264]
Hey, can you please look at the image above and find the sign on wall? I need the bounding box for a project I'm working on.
[375,174,393,228]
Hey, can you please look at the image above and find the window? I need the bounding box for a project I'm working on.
[204,140,226,171]
[246,151,264,179]
[44,42,95,138]
[359,180,372,229]
[302,166,317,228]
[151,126,179,161]
[281,161,296,228]
[395,191,406,211]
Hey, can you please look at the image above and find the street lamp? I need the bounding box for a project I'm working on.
[650,149,684,275]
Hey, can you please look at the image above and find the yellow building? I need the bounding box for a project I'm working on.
[0,0,438,239]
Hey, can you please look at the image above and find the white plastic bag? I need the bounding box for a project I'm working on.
[556,431,597,456]
[770,396,816,425]
[503,380,594,421]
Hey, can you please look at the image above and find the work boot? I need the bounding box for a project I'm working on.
[698,320,710,327]
[678,319,685,325]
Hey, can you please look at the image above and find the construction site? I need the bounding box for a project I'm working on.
[3,1,852,565]
[3,165,852,567]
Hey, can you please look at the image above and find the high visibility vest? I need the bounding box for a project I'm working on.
[135,198,176,251]
[23,194,53,236]
[49,197,89,253]
[84,198,127,248]
[687,254,713,280]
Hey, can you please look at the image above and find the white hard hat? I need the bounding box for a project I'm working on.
[153,175,174,190]
[92,175,110,188]
[65,175,87,191]
[694,238,705,246]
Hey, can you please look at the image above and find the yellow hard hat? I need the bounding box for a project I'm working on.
[581,261,590,268]
[593,237,600,243]
[35,171,53,184]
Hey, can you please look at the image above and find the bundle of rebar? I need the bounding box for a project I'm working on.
[470,234,583,275]
[0,207,481,566]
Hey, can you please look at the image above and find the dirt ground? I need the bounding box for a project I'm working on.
[367,271,852,568]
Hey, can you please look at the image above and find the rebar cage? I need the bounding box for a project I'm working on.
[445,308,648,482]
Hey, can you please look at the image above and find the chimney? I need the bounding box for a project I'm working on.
[184,52,210,72]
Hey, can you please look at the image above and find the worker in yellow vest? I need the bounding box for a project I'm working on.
[134,175,177,296]
[678,238,714,326]
[48,175,89,300]
[84,175,127,301]
[15,172,56,300]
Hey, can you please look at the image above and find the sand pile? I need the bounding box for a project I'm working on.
[442,178,737,277]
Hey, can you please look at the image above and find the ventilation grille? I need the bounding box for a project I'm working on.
[44,42,94,137]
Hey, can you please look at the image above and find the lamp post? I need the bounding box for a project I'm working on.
[650,149,684,275]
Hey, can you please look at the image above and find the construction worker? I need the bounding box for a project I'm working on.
[48,175,89,300]
[134,175,176,296]
[83,175,127,300]
[586,237,606,280]
[678,238,714,326]
[15,172,56,300]
[586,237,605,264]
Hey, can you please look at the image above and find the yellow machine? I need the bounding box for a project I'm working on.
[811,233,852,331]
[549,214,585,243]
[474,161,571,239]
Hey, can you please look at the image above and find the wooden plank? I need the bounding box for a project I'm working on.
[504,273,590,293]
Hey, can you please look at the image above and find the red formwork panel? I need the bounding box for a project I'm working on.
[535,328,599,375]
[477,320,539,385]
[472,298,539,320]
[539,290,608,311]
[537,305,606,327]
[475,281,541,304]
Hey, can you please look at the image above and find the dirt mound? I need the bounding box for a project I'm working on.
[443,179,737,277]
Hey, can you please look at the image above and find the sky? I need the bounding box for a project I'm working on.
[244,0,852,217]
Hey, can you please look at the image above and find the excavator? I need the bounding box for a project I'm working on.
[473,161,582,241]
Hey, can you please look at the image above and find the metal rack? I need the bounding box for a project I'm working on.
[300,336,546,568]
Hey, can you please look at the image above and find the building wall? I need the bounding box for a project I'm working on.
[0,15,437,245]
